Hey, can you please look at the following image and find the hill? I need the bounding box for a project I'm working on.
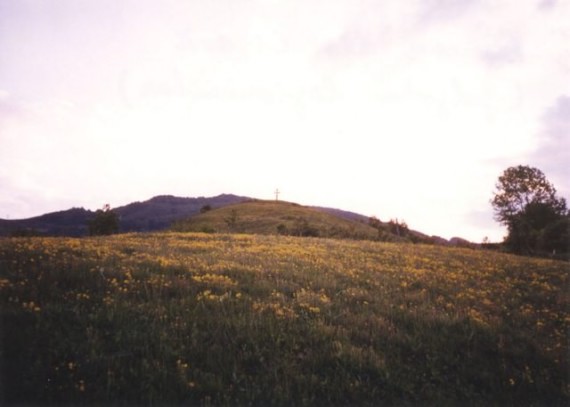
[172,199,403,241]
[114,194,248,232]
[312,206,472,247]
[0,194,474,245]
[1,233,567,405]
[0,207,93,237]
[310,205,370,223]
[0,194,248,236]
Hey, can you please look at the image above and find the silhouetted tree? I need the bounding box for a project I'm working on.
[491,165,568,256]
[88,204,119,236]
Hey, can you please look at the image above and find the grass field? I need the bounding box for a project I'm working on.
[1,233,568,405]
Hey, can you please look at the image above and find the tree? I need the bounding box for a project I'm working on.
[368,216,382,229]
[88,204,119,236]
[224,209,240,232]
[491,166,566,226]
[293,218,319,237]
[388,218,409,237]
[491,166,568,256]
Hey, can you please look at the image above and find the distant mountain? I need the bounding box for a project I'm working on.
[0,194,474,246]
[114,194,249,232]
[0,194,249,236]
[0,207,93,237]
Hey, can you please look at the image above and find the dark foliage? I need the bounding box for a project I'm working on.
[492,166,569,257]
[88,205,119,236]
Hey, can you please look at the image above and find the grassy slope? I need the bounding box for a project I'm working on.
[1,233,568,405]
[172,200,392,241]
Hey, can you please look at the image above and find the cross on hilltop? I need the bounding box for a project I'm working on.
[274,189,280,201]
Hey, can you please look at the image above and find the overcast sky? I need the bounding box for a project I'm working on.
[1,0,568,242]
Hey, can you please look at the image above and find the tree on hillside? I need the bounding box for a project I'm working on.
[293,217,319,237]
[368,216,383,230]
[491,165,568,256]
[224,209,240,232]
[88,204,119,236]
[388,218,409,237]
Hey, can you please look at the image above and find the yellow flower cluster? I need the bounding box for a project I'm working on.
[295,288,331,314]
[22,301,41,312]
[192,273,237,287]
[252,300,297,319]
[196,290,231,302]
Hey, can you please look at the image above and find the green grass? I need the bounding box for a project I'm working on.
[171,200,390,241]
[1,233,568,405]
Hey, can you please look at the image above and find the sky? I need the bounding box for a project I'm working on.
[0,0,568,242]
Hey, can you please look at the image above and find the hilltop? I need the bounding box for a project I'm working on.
[172,199,395,241]
[173,200,465,245]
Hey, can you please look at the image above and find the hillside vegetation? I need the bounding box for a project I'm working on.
[172,200,400,241]
[1,233,567,405]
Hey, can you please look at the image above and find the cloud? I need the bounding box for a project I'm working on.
[529,95,570,198]
[481,40,522,67]
[0,95,29,135]
[418,0,479,24]
[538,0,557,11]
[318,2,408,58]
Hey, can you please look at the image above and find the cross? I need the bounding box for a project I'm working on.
[274,188,280,201]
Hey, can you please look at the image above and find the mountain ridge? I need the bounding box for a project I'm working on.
[0,194,474,246]
[0,194,248,236]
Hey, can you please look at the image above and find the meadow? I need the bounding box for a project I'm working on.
[0,232,568,405]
